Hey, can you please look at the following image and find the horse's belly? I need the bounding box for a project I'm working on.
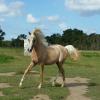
[45,59,57,65]
[45,53,59,65]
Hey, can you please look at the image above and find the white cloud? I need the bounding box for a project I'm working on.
[0,4,8,13]
[26,15,60,24]
[0,0,24,16]
[0,1,8,13]
[38,24,49,30]
[0,18,5,22]
[27,14,39,24]
[47,16,59,21]
[8,1,24,16]
[59,22,68,30]
[65,0,100,15]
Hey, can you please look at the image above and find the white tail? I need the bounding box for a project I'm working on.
[65,45,79,60]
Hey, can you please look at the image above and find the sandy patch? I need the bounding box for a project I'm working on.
[0,72,14,96]
[0,91,4,96]
[0,72,16,76]
[31,94,51,100]
[0,83,12,88]
[0,83,12,96]
[29,71,40,75]
[55,77,91,100]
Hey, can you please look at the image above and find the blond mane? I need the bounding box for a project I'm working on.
[32,28,48,46]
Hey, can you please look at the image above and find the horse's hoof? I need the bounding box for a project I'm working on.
[38,84,42,89]
[52,82,55,87]
[61,83,65,87]
[19,83,22,88]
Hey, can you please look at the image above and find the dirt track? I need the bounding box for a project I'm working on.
[31,77,91,100]
[0,83,12,96]
[0,72,14,96]
[0,72,15,76]
[56,77,91,100]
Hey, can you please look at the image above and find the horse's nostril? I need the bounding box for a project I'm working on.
[28,49,30,52]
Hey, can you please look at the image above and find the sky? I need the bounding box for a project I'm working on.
[0,0,100,40]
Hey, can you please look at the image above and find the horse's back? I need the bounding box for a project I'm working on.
[45,45,67,64]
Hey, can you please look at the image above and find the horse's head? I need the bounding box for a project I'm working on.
[27,29,42,52]
[27,32,35,52]
[27,28,48,52]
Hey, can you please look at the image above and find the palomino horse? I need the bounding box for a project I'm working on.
[19,29,79,89]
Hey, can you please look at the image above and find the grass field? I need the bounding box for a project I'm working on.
[0,48,100,100]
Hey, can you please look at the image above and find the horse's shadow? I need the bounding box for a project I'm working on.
[64,82,97,87]
[54,82,97,88]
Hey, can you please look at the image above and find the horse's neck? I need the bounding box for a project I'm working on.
[34,42,47,57]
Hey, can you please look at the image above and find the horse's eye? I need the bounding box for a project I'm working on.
[33,39,35,43]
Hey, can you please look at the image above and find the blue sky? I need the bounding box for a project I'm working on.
[0,0,100,40]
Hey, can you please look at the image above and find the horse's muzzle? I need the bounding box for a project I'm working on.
[28,48,32,52]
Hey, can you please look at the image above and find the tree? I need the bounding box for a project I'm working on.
[46,33,62,45]
[0,26,5,46]
[62,28,87,49]
[17,34,27,40]
[88,33,100,50]
[11,34,27,47]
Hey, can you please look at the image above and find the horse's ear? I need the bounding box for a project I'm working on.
[28,32,31,35]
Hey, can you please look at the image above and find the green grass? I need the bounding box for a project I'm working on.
[0,48,100,100]
[0,54,15,63]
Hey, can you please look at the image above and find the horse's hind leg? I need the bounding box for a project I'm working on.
[56,62,65,87]
[19,62,35,87]
[52,70,60,86]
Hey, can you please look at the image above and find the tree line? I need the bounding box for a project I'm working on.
[46,29,100,50]
[0,27,100,50]
[0,27,26,48]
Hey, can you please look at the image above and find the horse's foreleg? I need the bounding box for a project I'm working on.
[38,65,44,89]
[19,62,34,87]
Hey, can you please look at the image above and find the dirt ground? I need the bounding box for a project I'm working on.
[0,83,12,96]
[0,72,15,76]
[0,91,4,96]
[56,77,91,100]
[0,72,14,96]
[31,94,51,100]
